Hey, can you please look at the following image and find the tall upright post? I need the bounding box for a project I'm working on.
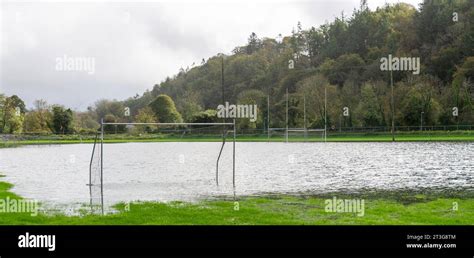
[100,118,104,215]
[267,95,270,142]
[286,88,289,143]
[339,115,342,133]
[221,56,226,130]
[221,56,225,105]
[221,56,226,137]
[391,69,395,142]
[233,119,236,200]
[89,134,97,212]
[303,95,307,141]
[216,56,226,187]
[420,112,424,131]
[456,114,459,131]
[324,87,327,142]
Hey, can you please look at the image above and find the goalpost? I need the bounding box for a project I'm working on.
[268,128,326,142]
[89,119,236,215]
[287,128,326,142]
[267,87,328,143]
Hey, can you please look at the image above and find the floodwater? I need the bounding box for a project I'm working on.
[0,142,472,206]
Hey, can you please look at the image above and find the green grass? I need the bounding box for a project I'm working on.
[1,132,474,224]
[1,178,473,225]
[1,131,474,147]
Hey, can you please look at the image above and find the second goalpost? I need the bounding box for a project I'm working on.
[89,119,236,215]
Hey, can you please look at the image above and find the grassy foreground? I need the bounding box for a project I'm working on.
[1,132,473,224]
[1,178,473,225]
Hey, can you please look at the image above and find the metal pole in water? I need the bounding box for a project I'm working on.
[390,69,395,142]
[233,119,236,200]
[216,55,226,187]
[89,133,99,213]
[100,117,104,215]
[286,88,288,143]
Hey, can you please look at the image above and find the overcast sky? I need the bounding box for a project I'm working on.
[0,0,422,111]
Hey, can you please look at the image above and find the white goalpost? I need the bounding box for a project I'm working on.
[287,128,326,141]
[267,87,328,143]
[89,119,236,215]
[268,128,326,142]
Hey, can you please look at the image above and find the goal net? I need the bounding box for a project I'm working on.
[89,133,103,214]
[89,121,235,214]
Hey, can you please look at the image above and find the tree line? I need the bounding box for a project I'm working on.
[150,0,474,130]
[0,93,185,134]
[1,0,473,134]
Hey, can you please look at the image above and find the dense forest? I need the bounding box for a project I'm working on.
[1,0,474,134]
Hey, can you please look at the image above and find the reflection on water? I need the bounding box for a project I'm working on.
[0,142,472,205]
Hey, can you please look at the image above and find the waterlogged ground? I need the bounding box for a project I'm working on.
[0,142,472,207]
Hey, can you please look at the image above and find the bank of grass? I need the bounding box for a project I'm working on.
[1,130,474,147]
[1,177,473,225]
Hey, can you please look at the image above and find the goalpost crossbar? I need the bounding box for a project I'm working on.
[102,122,234,126]
[269,128,325,131]
[287,129,325,132]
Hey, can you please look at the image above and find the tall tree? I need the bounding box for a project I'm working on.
[1,95,26,134]
[246,32,261,54]
[149,94,183,123]
[51,105,74,134]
